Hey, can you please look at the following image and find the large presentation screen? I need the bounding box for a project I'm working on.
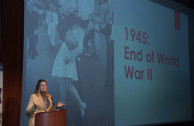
[20,0,192,126]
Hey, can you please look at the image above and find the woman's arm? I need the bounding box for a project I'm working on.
[26,94,37,114]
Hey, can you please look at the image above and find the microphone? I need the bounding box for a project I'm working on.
[51,97,55,106]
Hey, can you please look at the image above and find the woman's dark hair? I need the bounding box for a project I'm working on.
[34,79,49,98]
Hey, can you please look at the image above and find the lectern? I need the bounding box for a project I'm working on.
[35,110,67,126]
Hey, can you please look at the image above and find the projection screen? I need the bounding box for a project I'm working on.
[20,0,193,126]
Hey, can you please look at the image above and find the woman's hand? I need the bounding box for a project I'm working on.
[64,57,71,64]
[57,101,65,108]
[33,101,39,109]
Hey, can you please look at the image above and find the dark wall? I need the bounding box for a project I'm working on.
[0,0,24,126]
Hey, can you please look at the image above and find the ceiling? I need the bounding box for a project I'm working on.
[174,0,194,9]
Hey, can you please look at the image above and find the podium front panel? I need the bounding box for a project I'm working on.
[35,110,67,126]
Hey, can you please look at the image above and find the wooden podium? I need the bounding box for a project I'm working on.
[35,110,67,126]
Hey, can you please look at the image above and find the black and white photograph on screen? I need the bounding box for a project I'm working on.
[21,0,114,126]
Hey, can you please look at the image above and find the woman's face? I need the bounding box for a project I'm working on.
[40,81,47,92]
